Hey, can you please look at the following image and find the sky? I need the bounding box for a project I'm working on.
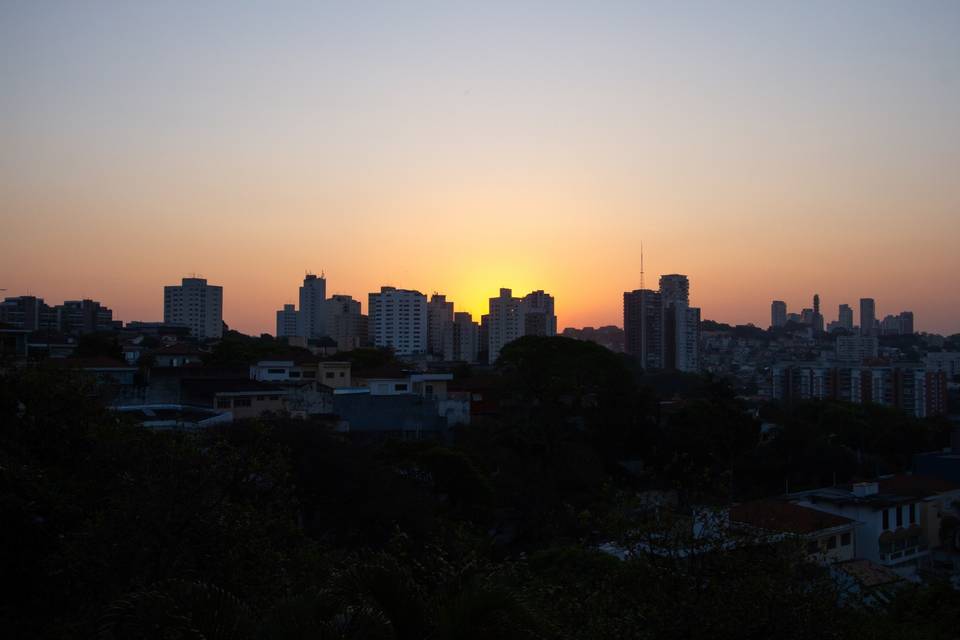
[1,1,958,335]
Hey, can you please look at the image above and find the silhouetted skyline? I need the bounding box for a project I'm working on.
[2,2,958,334]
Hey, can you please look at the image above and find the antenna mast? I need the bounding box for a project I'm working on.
[640,241,645,291]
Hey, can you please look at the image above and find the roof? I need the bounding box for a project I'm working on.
[834,559,903,588]
[875,474,960,497]
[730,499,856,535]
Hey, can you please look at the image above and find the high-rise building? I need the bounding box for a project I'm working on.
[838,304,854,331]
[881,314,904,336]
[665,301,700,372]
[625,274,699,372]
[623,289,663,370]
[478,314,490,361]
[163,277,223,339]
[58,299,115,334]
[486,288,557,363]
[812,294,824,334]
[297,273,327,338]
[0,296,46,331]
[276,304,298,338]
[368,287,427,356]
[659,275,699,372]
[427,294,454,356]
[443,311,480,362]
[899,311,914,335]
[488,288,524,363]
[325,294,364,351]
[860,298,876,337]
[771,300,787,328]
[521,290,558,337]
[659,274,690,307]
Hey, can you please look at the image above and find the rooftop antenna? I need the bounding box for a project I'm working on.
[640,241,645,291]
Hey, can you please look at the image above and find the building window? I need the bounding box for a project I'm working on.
[289,371,301,378]
[826,536,837,550]
[896,506,903,527]
[325,372,335,379]
[216,398,231,409]
[909,503,916,524]
[882,509,889,530]
[267,368,285,374]
[234,397,252,407]
[394,383,408,392]
[841,533,851,546]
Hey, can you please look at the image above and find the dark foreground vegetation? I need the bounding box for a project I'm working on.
[2,336,959,639]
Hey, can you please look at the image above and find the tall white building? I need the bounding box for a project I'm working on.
[276,304,298,338]
[368,287,427,356]
[297,273,327,338]
[163,277,223,339]
[427,294,454,356]
[487,288,557,363]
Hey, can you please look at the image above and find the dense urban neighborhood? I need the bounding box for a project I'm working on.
[2,273,959,638]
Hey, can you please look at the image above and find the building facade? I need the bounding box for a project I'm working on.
[368,287,427,356]
[325,294,364,351]
[771,300,787,328]
[443,311,480,363]
[276,304,298,338]
[860,298,876,336]
[163,277,223,340]
[624,289,663,369]
[297,273,327,338]
[427,294,454,356]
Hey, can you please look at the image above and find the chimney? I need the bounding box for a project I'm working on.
[852,482,879,497]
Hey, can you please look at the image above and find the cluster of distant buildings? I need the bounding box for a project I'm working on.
[270,273,557,364]
[0,296,117,334]
[771,296,914,337]
[761,296,954,418]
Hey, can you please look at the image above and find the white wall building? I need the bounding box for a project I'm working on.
[368,287,427,356]
[163,277,223,339]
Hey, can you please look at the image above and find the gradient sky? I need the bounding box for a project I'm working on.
[2,1,958,335]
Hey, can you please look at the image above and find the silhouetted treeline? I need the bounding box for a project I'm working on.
[1,336,958,638]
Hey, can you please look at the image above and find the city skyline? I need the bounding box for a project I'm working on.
[2,2,958,335]
[2,270,949,338]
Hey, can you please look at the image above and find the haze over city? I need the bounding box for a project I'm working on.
[2,1,958,334]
